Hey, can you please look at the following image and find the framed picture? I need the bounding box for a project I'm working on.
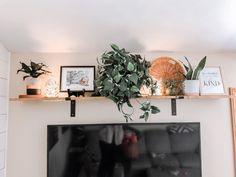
[60,66,95,92]
[199,67,225,95]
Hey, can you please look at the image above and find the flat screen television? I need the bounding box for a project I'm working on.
[47,123,201,177]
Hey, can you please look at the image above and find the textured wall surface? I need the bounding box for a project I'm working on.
[8,52,236,177]
[0,43,10,177]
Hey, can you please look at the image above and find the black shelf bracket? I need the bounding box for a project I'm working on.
[65,95,185,117]
[70,100,76,117]
[171,96,184,116]
[65,97,76,117]
[171,99,177,116]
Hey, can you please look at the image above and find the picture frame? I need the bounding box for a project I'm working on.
[199,66,225,95]
[60,66,95,92]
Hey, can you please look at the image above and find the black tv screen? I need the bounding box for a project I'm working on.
[47,123,201,177]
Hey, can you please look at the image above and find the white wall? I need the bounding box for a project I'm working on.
[7,52,236,177]
[0,43,10,177]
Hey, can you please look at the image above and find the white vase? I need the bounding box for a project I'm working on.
[25,77,42,95]
[184,80,200,96]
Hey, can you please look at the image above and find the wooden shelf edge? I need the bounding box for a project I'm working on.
[9,95,231,101]
[9,96,106,101]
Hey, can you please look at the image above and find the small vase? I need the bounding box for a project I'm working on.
[184,80,200,96]
[26,77,42,95]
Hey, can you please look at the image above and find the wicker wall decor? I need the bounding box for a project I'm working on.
[149,56,185,96]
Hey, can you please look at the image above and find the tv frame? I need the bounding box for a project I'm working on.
[47,122,202,177]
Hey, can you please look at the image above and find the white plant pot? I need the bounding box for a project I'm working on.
[26,77,42,95]
[184,80,200,96]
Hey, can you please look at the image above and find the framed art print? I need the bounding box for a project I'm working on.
[199,66,225,95]
[60,66,95,92]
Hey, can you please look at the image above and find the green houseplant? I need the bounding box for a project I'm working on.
[181,56,207,95]
[95,44,160,122]
[17,61,51,80]
[17,61,51,95]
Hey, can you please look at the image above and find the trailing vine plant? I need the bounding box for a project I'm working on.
[95,44,160,122]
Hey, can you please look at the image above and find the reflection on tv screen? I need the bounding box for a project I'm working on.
[48,123,201,177]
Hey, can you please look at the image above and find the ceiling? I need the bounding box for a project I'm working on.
[0,0,236,53]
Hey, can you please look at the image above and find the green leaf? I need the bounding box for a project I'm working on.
[21,62,31,73]
[192,56,207,80]
[107,51,115,55]
[111,68,119,77]
[30,61,37,71]
[17,69,24,74]
[117,65,124,71]
[127,62,135,71]
[113,73,122,83]
[127,99,133,107]
[182,63,189,72]
[179,58,189,72]
[117,91,125,97]
[112,87,119,95]
[124,114,132,122]
[186,69,193,80]
[36,63,45,71]
[128,73,138,85]
[140,101,151,111]
[184,57,193,80]
[119,80,127,91]
[40,69,51,73]
[94,80,102,87]
[144,112,149,121]
[103,79,114,91]
[151,106,160,114]
[111,44,120,51]
[139,114,145,119]
[117,103,122,112]
[136,54,142,60]
[23,75,31,80]
[125,91,131,98]
[108,95,118,103]
[140,106,147,112]
[130,85,139,93]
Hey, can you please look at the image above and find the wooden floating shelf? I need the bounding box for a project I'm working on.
[10,95,230,102]
[9,96,105,101]
[9,94,231,117]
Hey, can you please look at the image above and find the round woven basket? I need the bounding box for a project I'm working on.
[149,56,185,95]
[149,56,185,81]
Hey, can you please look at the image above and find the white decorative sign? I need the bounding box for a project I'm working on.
[199,67,225,95]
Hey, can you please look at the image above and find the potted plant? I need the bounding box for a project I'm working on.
[181,56,207,95]
[17,61,51,95]
[95,44,160,122]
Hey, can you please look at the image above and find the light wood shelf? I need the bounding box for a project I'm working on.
[9,94,231,117]
[9,95,230,102]
[9,96,105,101]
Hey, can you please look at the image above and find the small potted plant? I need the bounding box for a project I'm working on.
[17,61,51,95]
[95,44,160,122]
[181,56,207,95]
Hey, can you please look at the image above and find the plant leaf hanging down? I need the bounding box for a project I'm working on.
[95,44,160,122]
